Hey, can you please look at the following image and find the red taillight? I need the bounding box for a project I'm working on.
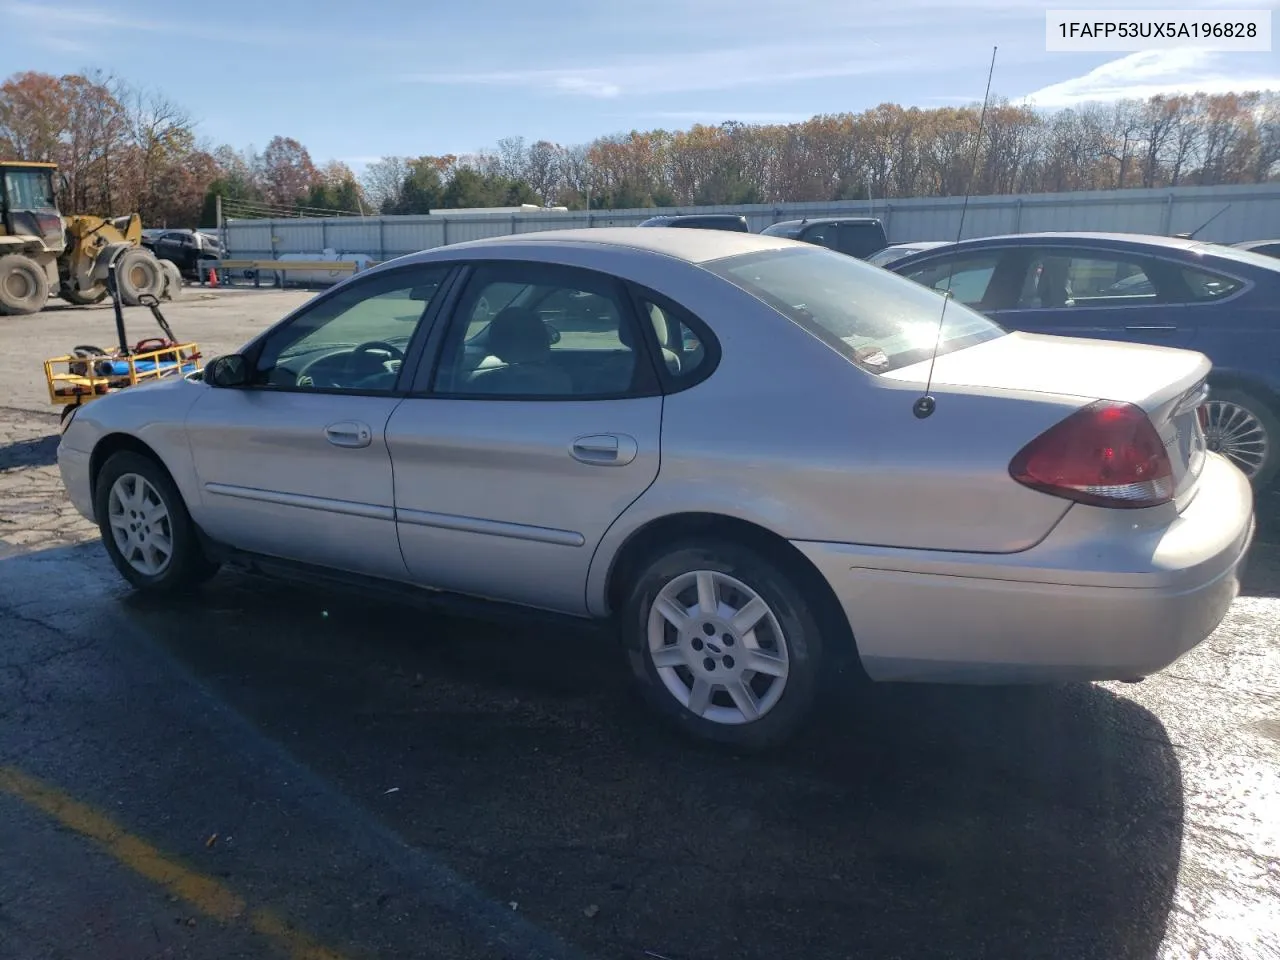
[1009,400,1174,509]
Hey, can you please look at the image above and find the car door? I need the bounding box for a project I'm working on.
[183,263,455,578]
[983,246,1200,350]
[387,260,664,615]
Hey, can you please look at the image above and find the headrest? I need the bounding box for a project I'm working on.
[488,306,550,364]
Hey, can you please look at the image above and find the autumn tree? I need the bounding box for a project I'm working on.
[260,135,319,208]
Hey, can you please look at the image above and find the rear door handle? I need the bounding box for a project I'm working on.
[325,420,372,448]
[570,434,637,466]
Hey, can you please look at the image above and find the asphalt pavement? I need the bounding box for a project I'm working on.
[1,290,1278,960]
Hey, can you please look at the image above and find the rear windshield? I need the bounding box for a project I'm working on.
[1192,242,1280,273]
[704,245,1006,374]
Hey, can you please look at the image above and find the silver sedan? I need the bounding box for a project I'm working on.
[57,228,1256,749]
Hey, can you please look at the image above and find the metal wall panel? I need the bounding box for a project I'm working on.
[223,183,1280,265]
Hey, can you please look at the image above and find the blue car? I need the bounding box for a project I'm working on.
[887,232,1280,488]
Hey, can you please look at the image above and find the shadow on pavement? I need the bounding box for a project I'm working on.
[0,431,58,471]
[107,564,1185,960]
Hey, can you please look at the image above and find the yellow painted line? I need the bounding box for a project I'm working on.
[0,766,347,960]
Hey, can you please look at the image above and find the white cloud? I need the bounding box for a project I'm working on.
[1023,50,1280,108]
[404,42,933,98]
[634,111,814,125]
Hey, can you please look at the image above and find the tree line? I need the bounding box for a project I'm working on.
[2,69,1276,229]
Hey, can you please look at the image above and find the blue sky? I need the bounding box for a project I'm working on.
[2,0,1277,172]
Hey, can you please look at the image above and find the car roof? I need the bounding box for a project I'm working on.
[391,227,793,266]
[769,217,882,227]
[925,231,1207,251]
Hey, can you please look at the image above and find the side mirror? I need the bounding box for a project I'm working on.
[204,354,250,388]
[544,322,561,345]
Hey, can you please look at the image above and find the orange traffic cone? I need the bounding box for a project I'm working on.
[208,267,219,287]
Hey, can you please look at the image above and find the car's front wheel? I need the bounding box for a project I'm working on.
[620,539,825,749]
[94,450,220,592]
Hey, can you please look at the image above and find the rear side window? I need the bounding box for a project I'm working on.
[800,223,838,249]
[632,293,716,388]
[1180,267,1241,301]
[837,223,888,259]
[1015,251,1157,307]
[707,245,1005,375]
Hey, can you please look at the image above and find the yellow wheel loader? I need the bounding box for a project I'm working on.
[0,160,169,317]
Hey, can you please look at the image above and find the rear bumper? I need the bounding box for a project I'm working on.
[793,453,1254,684]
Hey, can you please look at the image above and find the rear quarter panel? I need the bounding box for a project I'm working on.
[566,253,1087,616]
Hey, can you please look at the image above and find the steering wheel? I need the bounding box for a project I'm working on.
[295,341,406,389]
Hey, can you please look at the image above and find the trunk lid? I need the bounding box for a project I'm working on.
[883,331,1212,504]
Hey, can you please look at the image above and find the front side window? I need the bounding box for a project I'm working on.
[2,169,56,210]
[900,253,1000,307]
[707,245,1005,375]
[433,263,647,398]
[252,266,450,392]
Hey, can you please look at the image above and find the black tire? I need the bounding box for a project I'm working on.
[94,450,220,593]
[0,253,50,316]
[619,538,825,750]
[160,260,183,300]
[61,284,108,306]
[114,248,165,306]
[1205,386,1280,490]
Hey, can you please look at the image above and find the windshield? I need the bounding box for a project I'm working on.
[866,246,922,267]
[705,245,1006,374]
[2,168,56,210]
[760,222,803,239]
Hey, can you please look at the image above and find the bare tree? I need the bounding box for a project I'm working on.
[361,156,411,211]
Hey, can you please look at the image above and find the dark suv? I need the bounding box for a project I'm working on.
[636,214,750,232]
[760,217,888,259]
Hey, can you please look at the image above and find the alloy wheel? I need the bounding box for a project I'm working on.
[646,569,790,725]
[107,473,174,576]
[1203,399,1269,479]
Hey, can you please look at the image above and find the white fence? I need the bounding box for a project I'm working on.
[221,182,1280,271]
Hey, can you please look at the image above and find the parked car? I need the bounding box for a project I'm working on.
[1233,239,1280,260]
[57,228,1253,749]
[866,241,954,267]
[142,229,224,278]
[636,214,749,232]
[888,232,1280,488]
[760,217,889,260]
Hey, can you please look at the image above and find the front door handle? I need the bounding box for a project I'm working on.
[570,434,637,466]
[325,420,372,448]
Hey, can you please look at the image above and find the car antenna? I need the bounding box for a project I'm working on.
[1175,203,1231,240]
[913,45,998,420]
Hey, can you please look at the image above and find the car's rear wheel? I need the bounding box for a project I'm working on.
[1203,387,1279,489]
[94,450,220,592]
[620,539,824,749]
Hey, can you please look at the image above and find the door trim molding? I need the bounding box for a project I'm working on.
[395,507,585,547]
[204,482,395,521]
